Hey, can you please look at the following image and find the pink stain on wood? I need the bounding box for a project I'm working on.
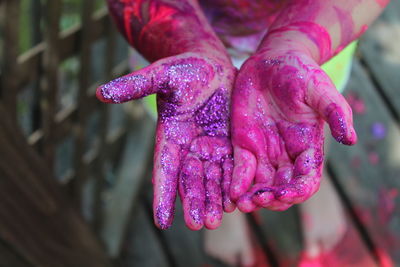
[375,0,390,8]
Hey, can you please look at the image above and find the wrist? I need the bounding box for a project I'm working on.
[137,10,231,64]
[258,22,333,64]
[191,42,232,67]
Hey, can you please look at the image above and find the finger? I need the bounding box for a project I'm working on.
[236,183,274,212]
[179,154,205,230]
[237,193,259,213]
[250,184,293,211]
[190,136,232,162]
[273,163,293,186]
[190,136,234,213]
[96,61,164,103]
[249,184,275,209]
[254,121,287,185]
[307,69,357,145]
[230,146,257,201]
[274,178,320,205]
[204,162,223,230]
[293,148,323,177]
[152,125,181,229]
[254,156,275,185]
[277,149,323,205]
[222,157,236,212]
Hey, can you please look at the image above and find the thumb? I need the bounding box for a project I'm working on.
[96,61,165,103]
[308,69,357,145]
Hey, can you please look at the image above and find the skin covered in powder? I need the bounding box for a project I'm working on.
[231,50,348,211]
[98,0,390,227]
[98,0,237,230]
[230,0,390,212]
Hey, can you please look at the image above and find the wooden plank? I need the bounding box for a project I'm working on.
[257,178,377,267]
[359,0,400,119]
[49,126,128,186]
[71,0,95,210]
[1,0,20,118]
[41,0,62,169]
[14,8,110,91]
[28,0,43,136]
[101,115,156,257]
[27,61,129,147]
[0,239,34,267]
[329,60,400,264]
[140,179,232,267]
[142,191,207,267]
[135,125,259,267]
[92,16,117,233]
[256,207,302,267]
[0,104,111,267]
[117,204,170,267]
[29,0,42,46]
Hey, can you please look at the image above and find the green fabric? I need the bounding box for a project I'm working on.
[143,93,157,117]
[141,42,357,117]
[321,41,358,92]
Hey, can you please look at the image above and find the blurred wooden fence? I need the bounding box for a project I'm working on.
[2,1,400,267]
[0,0,154,266]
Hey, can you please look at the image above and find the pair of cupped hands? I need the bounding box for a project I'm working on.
[96,45,357,231]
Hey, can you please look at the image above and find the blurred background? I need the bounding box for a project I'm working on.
[0,0,399,266]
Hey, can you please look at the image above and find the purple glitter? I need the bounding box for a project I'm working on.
[100,74,150,103]
[324,103,349,144]
[156,204,174,230]
[194,88,229,137]
[189,199,204,225]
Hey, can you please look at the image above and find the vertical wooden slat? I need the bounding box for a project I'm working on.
[0,239,34,267]
[41,0,61,168]
[93,18,116,233]
[30,0,43,133]
[29,0,42,46]
[329,61,400,263]
[0,103,112,267]
[72,0,95,209]
[1,0,20,119]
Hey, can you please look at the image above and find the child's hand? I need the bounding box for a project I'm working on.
[96,53,236,230]
[230,49,357,212]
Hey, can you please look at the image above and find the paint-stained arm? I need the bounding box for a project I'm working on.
[259,0,390,64]
[106,0,229,63]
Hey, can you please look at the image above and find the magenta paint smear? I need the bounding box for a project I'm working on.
[298,222,386,266]
[346,92,366,114]
[268,21,332,63]
[333,6,355,53]
[378,188,398,225]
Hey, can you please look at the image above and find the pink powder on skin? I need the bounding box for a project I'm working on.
[231,51,344,211]
[267,21,332,63]
[101,0,387,226]
[333,6,355,54]
[375,0,390,8]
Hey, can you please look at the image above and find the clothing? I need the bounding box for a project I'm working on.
[321,41,357,93]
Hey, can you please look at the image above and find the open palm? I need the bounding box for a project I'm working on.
[230,50,357,212]
[97,53,236,230]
